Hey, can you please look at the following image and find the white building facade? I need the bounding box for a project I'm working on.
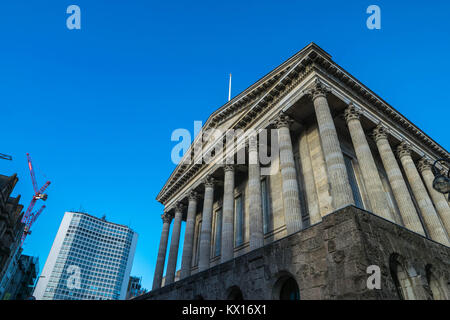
[33,211,138,300]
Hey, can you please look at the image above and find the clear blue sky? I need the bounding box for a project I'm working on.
[0,1,449,291]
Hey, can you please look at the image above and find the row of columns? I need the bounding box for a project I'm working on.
[342,102,450,246]
[344,104,450,245]
[341,101,449,246]
[151,111,310,289]
[152,79,450,290]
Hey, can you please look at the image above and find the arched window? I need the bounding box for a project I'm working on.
[226,286,244,300]
[389,254,416,300]
[426,265,447,300]
[273,274,300,300]
[280,277,300,300]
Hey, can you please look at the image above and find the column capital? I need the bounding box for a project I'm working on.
[396,141,412,160]
[224,164,235,172]
[274,113,293,129]
[203,175,215,188]
[162,213,173,224]
[417,157,433,173]
[372,123,389,143]
[188,190,200,202]
[175,202,185,213]
[343,103,361,124]
[439,167,449,177]
[307,78,331,101]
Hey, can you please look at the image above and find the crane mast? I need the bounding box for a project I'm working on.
[21,153,50,245]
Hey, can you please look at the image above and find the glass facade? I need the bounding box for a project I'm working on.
[40,212,136,300]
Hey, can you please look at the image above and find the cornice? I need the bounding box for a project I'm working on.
[156,43,449,206]
[311,56,449,160]
[157,46,320,204]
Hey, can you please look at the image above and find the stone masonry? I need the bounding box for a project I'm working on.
[138,206,450,300]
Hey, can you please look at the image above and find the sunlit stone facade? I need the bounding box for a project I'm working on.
[142,43,450,300]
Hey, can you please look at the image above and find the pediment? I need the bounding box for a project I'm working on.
[157,42,449,205]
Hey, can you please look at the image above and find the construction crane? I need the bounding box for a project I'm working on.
[21,153,51,244]
[0,153,12,160]
[21,205,46,244]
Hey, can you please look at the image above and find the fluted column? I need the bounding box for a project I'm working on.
[275,114,303,234]
[344,104,393,221]
[418,158,450,237]
[198,176,215,272]
[298,130,321,224]
[372,125,425,235]
[221,165,235,262]
[165,202,185,285]
[152,213,172,290]
[309,80,354,209]
[440,168,450,207]
[397,142,449,245]
[180,191,199,279]
[248,135,264,249]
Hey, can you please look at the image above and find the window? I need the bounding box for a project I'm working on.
[261,178,271,234]
[280,278,300,300]
[273,275,300,300]
[194,221,202,266]
[213,208,222,257]
[226,286,244,300]
[343,154,364,209]
[234,195,244,247]
[389,254,416,300]
[426,265,447,300]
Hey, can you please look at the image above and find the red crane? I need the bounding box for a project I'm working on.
[21,153,51,244]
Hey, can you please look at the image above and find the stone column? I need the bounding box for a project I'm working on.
[152,213,172,290]
[165,202,185,285]
[298,129,321,225]
[180,191,199,279]
[309,80,354,209]
[198,175,215,272]
[248,135,264,249]
[440,168,450,208]
[221,165,235,262]
[397,142,449,245]
[418,158,450,237]
[275,113,303,234]
[344,105,393,221]
[372,125,425,235]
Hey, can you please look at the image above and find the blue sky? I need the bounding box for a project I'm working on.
[0,1,449,291]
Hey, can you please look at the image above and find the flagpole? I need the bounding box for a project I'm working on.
[228,73,232,102]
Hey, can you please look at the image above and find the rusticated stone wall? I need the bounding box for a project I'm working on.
[138,206,450,300]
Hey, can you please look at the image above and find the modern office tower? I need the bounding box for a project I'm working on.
[125,276,146,299]
[33,211,138,300]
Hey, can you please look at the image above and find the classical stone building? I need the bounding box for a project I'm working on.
[139,43,450,300]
